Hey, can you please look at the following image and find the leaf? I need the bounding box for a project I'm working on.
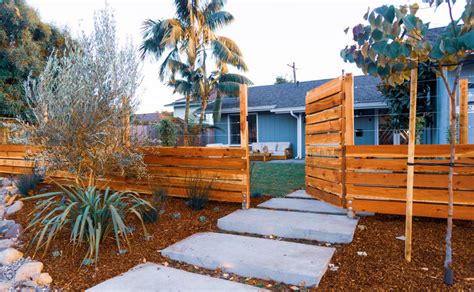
[385,5,396,23]
[403,14,417,31]
[372,29,384,41]
[372,40,388,54]
[385,41,402,59]
[460,30,474,49]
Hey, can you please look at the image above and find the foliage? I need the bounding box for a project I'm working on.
[24,7,146,181]
[158,119,177,146]
[142,187,168,223]
[341,0,473,284]
[0,0,69,119]
[341,2,472,85]
[17,173,43,196]
[23,184,152,264]
[377,63,436,138]
[186,176,212,210]
[141,0,250,138]
[275,76,291,84]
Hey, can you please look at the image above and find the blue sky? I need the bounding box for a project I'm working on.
[28,0,466,113]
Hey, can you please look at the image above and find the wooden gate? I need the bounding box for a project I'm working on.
[305,73,354,207]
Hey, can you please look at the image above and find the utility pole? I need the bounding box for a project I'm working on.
[287,62,297,83]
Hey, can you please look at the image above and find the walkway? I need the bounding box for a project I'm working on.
[89,190,359,290]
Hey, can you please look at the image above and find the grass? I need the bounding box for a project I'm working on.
[250,162,305,197]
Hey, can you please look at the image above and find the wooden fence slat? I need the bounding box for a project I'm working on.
[306,175,342,194]
[305,166,341,183]
[306,77,343,104]
[349,199,474,220]
[305,133,341,145]
[305,106,342,125]
[305,156,342,169]
[143,156,247,169]
[346,158,474,174]
[460,79,469,144]
[305,92,343,115]
[346,144,474,158]
[306,145,342,156]
[306,185,343,206]
[305,119,341,135]
[347,185,474,205]
[137,146,246,157]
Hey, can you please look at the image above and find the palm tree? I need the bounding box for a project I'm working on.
[141,0,248,144]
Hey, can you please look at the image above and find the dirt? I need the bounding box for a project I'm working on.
[11,188,474,291]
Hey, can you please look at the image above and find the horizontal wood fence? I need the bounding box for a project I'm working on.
[305,73,353,207]
[0,144,249,204]
[345,145,474,220]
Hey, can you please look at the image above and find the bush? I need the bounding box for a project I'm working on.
[143,187,167,223]
[24,184,152,264]
[186,177,212,210]
[17,173,43,196]
[158,119,177,146]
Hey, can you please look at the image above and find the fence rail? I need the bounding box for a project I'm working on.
[0,144,249,203]
[345,144,474,220]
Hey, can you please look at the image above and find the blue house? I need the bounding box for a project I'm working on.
[202,75,390,158]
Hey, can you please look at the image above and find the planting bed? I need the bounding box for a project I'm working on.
[10,184,474,291]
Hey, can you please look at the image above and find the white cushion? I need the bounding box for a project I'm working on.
[273,151,286,156]
[206,143,225,147]
[278,142,291,150]
[265,142,278,152]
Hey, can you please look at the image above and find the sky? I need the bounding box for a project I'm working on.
[27,0,466,113]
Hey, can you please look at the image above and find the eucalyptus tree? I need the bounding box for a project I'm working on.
[341,0,473,284]
[25,7,146,183]
[141,0,248,144]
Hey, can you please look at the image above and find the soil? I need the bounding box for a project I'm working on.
[11,186,474,291]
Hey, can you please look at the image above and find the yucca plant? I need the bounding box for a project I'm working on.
[23,183,153,265]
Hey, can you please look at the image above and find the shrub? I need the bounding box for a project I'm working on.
[186,176,212,210]
[17,173,44,196]
[24,184,152,264]
[158,119,177,146]
[143,187,167,223]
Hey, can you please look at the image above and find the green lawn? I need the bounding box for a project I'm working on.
[250,162,305,197]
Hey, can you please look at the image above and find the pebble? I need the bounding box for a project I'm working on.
[14,261,44,282]
[6,201,24,215]
[0,258,31,282]
[0,248,23,265]
[32,272,52,286]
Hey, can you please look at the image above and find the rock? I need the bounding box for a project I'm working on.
[6,201,24,215]
[4,223,22,239]
[396,235,406,241]
[5,186,17,196]
[199,216,206,222]
[0,239,16,251]
[0,248,23,265]
[0,281,12,290]
[14,261,43,282]
[2,179,12,187]
[32,272,52,286]
[356,251,368,257]
[171,213,181,219]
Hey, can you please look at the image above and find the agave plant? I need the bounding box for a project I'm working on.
[23,183,153,265]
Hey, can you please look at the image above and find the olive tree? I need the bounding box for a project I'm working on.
[24,7,146,183]
[341,1,472,285]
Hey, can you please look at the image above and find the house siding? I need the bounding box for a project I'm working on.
[258,112,298,157]
[436,62,474,144]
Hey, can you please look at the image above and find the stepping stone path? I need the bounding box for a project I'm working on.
[258,197,347,215]
[94,189,359,289]
[218,208,357,243]
[162,232,335,287]
[87,263,267,291]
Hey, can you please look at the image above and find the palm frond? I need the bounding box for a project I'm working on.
[205,11,234,30]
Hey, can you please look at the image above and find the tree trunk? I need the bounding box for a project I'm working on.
[198,96,208,146]
[443,64,463,285]
[183,95,191,146]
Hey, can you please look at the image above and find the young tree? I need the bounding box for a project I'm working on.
[140,0,249,143]
[0,0,69,118]
[275,76,291,84]
[158,119,178,146]
[341,1,473,284]
[25,7,146,183]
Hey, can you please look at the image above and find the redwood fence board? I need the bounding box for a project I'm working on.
[0,145,249,204]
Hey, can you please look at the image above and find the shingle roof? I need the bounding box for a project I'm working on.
[203,75,384,113]
[133,113,162,124]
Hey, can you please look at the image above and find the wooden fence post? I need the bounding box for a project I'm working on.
[343,73,354,146]
[405,67,418,262]
[459,79,468,144]
[240,84,250,209]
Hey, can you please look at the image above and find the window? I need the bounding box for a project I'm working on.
[229,114,257,145]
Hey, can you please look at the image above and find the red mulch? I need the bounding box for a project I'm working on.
[10,187,474,291]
